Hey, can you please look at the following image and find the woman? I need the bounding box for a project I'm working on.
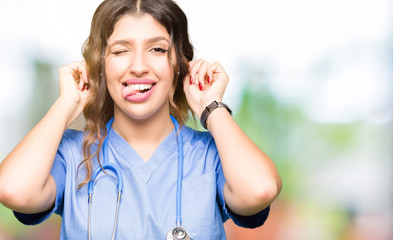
[0,0,282,239]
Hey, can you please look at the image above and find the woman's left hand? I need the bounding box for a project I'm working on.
[184,60,282,216]
[183,59,229,119]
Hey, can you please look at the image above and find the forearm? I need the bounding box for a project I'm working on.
[207,108,282,216]
[0,98,74,211]
[185,59,281,215]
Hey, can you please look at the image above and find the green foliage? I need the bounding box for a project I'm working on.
[312,123,358,152]
[28,58,58,128]
[234,83,306,199]
[233,76,360,201]
[0,204,27,235]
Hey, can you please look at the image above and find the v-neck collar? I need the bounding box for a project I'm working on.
[106,128,178,184]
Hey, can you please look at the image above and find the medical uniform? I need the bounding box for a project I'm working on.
[14,125,270,239]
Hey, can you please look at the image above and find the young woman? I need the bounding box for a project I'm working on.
[0,0,282,239]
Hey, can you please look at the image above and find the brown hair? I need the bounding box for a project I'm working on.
[79,0,194,188]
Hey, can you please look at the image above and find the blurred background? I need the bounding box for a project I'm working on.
[0,0,392,239]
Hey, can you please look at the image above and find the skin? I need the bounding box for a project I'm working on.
[105,15,176,161]
[0,14,281,218]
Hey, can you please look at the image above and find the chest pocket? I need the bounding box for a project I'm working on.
[181,172,226,239]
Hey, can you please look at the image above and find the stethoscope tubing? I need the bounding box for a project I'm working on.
[87,161,123,240]
[87,118,123,240]
[171,115,184,227]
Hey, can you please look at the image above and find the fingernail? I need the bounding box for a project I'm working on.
[199,81,203,90]
[190,77,193,85]
[82,84,86,91]
[207,76,210,83]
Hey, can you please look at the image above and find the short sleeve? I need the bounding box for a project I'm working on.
[216,162,270,228]
[13,132,69,225]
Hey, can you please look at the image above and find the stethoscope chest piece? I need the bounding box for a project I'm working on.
[166,227,190,240]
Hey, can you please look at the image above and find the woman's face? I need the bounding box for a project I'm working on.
[105,14,175,121]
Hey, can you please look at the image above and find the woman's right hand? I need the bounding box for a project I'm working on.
[0,61,91,213]
[58,61,90,125]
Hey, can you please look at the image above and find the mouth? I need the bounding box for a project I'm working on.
[122,83,155,95]
[121,79,157,102]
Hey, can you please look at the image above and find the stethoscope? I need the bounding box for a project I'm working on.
[87,116,191,240]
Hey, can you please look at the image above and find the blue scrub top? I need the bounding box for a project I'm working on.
[14,125,269,239]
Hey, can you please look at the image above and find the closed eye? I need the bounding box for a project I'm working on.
[111,50,129,55]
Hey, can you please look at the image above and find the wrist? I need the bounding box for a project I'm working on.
[200,101,232,129]
[54,98,83,128]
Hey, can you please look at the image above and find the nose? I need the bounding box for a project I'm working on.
[129,50,149,76]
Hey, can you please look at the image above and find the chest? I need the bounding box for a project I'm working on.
[61,146,227,239]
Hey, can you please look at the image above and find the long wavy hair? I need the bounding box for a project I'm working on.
[79,0,194,188]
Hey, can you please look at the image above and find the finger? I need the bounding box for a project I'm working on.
[184,75,191,87]
[183,75,200,108]
[80,61,89,84]
[186,72,193,85]
[189,59,204,84]
[80,61,90,91]
[209,61,220,75]
[72,61,89,91]
[196,62,209,90]
[206,66,213,84]
[190,59,212,90]
[188,59,200,70]
[210,62,228,83]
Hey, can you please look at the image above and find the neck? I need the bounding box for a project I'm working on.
[111,108,174,158]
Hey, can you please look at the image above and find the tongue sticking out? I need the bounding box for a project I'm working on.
[122,85,138,98]
[122,83,154,99]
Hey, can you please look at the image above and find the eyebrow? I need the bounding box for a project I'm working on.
[109,36,170,47]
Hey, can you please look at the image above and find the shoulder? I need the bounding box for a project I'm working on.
[181,125,214,145]
[181,125,219,165]
[57,129,85,153]
[61,129,84,143]
[63,128,84,138]
[53,129,86,171]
